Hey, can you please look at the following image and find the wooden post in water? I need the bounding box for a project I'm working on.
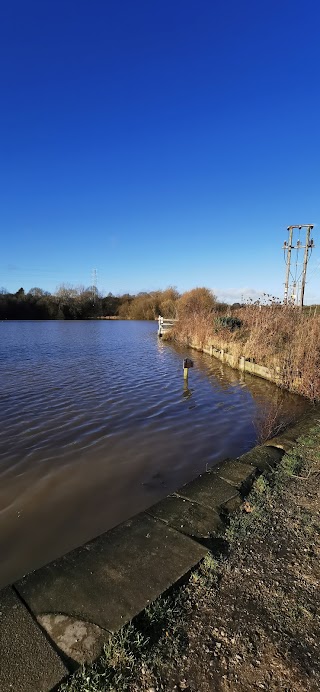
[183,358,193,381]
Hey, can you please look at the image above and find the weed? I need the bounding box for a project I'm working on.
[255,475,269,494]
[279,451,304,479]
[59,624,148,692]
[202,553,218,572]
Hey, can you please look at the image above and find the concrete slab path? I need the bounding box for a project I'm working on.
[214,459,256,489]
[15,513,207,634]
[147,494,223,538]
[0,586,67,692]
[175,470,240,510]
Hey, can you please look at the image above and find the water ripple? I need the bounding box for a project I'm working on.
[0,320,308,588]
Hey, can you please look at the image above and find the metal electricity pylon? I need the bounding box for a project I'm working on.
[91,268,97,304]
[282,225,314,307]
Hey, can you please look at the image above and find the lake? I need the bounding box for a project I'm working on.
[0,320,308,588]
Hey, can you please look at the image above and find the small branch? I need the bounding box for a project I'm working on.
[291,469,320,480]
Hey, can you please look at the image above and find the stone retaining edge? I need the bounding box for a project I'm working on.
[1,407,319,690]
[189,339,282,384]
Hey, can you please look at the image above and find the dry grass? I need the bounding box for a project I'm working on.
[172,301,320,401]
[253,399,296,443]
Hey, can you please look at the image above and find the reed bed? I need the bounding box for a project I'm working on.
[171,296,320,401]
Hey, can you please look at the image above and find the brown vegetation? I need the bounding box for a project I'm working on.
[171,293,320,401]
[118,287,179,320]
[253,400,295,444]
[0,285,180,321]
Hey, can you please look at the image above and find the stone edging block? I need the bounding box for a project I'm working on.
[0,586,67,692]
[15,513,207,635]
[147,495,223,538]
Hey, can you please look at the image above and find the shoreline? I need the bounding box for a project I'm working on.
[186,338,282,386]
[164,329,317,401]
[59,409,320,691]
[1,407,319,691]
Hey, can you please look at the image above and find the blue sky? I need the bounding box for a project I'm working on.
[1,0,320,302]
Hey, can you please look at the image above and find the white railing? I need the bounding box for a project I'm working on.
[158,315,177,336]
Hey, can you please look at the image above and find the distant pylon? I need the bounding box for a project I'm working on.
[282,225,314,306]
[91,268,97,304]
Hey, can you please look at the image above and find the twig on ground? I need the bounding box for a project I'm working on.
[291,469,320,480]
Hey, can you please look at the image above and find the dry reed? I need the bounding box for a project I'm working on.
[172,301,320,401]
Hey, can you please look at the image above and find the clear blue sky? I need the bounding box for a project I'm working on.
[1,0,320,302]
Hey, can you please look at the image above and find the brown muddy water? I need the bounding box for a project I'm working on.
[0,320,309,588]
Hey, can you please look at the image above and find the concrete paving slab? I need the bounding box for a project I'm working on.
[0,586,67,692]
[215,459,257,489]
[220,494,243,516]
[15,513,206,634]
[176,472,239,511]
[38,614,108,666]
[238,445,284,473]
[147,495,223,537]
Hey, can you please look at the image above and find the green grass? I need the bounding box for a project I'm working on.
[59,625,148,692]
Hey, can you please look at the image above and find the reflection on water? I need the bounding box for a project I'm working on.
[182,381,193,401]
[0,320,309,588]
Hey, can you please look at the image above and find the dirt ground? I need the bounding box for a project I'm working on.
[61,427,320,692]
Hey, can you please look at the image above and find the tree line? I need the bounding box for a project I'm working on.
[0,285,221,321]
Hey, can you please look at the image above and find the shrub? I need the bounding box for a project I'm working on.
[177,287,216,318]
[215,316,242,331]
